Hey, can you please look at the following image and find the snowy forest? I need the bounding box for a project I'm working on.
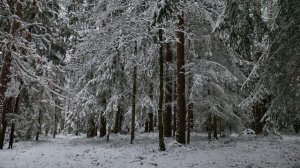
[0,0,299,167]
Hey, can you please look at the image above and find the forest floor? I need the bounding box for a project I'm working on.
[0,133,299,168]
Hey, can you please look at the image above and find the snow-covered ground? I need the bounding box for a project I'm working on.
[0,133,299,168]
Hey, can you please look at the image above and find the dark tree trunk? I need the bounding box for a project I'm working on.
[114,107,121,134]
[118,109,123,132]
[36,110,42,141]
[100,114,106,137]
[164,43,172,137]
[149,82,154,132]
[8,122,14,149]
[75,120,79,136]
[145,121,149,133]
[176,12,186,144]
[149,113,154,132]
[208,114,212,142]
[130,63,137,144]
[213,116,218,140]
[0,97,13,149]
[53,110,57,138]
[87,116,96,138]
[0,124,6,149]
[252,104,267,134]
[0,52,12,148]
[158,29,166,151]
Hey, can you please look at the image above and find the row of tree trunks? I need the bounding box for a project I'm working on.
[207,115,219,141]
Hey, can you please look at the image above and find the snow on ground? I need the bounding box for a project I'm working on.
[0,133,299,168]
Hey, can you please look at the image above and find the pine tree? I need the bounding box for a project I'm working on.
[176,11,186,144]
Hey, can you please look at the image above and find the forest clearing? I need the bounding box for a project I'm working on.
[1,133,300,168]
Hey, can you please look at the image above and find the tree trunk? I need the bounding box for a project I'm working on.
[164,43,172,137]
[8,122,14,149]
[149,82,154,132]
[114,107,121,134]
[208,114,212,142]
[0,52,12,148]
[0,124,6,149]
[176,12,186,144]
[145,121,149,133]
[0,97,13,149]
[213,116,218,140]
[100,114,106,137]
[130,43,138,144]
[36,110,42,141]
[87,115,96,138]
[118,109,123,132]
[53,109,57,138]
[158,29,166,151]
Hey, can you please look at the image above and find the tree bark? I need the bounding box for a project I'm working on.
[0,97,13,149]
[164,43,172,137]
[8,122,14,149]
[158,29,166,151]
[100,114,106,137]
[213,116,218,140]
[87,115,96,138]
[149,82,154,132]
[114,107,121,134]
[130,42,138,144]
[36,110,42,141]
[208,114,212,142]
[176,12,186,144]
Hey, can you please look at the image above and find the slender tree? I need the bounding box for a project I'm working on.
[149,82,154,132]
[164,43,173,137]
[176,12,186,144]
[158,29,166,151]
[130,42,138,144]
